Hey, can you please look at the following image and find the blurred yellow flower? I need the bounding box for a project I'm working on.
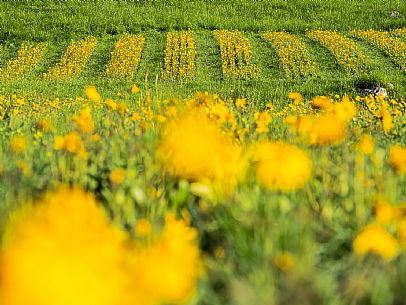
[255,141,312,191]
[85,85,102,103]
[130,84,139,94]
[273,251,295,272]
[10,136,27,153]
[135,219,152,237]
[0,187,130,305]
[156,112,246,197]
[53,132,87,159]
[288,92,302,105]
[388,144,406,175]
[375,200,395,225]
[353,223,399,261]
[109,167,126,186]
[72,106,95,134]
[357,134,374,155]
[310,96,333,110]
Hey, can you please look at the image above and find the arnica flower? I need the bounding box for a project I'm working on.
[133,214,202,305]
[156,111,246,197]
[53,132,88,159]
[288,114,347,145]
[254,141,312,191]
[288,92,302,105]
[273,251,295,272]
[388,144,406,175]
[0,187,130,305]
[10,136,27,153]
[130,84,139,94]
[375,199,395,225]
[85,85,102,103]
[72,106,95,134]
[353,223,399,261]
[357,134,374,155]
[310,96,333,110]
[333,97,357,122]
[381,102,393,133]
[109,167,126,186]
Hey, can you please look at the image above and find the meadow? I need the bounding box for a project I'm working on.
[0,1,406,305]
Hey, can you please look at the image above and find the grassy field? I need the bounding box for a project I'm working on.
[0,1,406,305]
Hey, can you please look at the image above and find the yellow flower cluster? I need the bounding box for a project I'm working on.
[388,144,406,175]
[263,31,316,77]
[54,131,88,159]
[351,29,406,71]
[163,31,196,79]
[306,30,368,73]
[392,28,406,38]
[104,33,144,79]
[44,37,97,80]
[286,96,357,145]
[0,44,46,82]
[0,187,202,305]
[354,198,406,261]
[213,30,257,79]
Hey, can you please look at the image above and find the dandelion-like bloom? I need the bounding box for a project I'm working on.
[156,112,246,197]
[353,223,399,261]
[288,114,347,145]
[388,144,406,175]
[255,141,312,191]
[133,215,202,305]
[0,187,130,305]
[110,167,126,186]
[72,106,95,133]
[10,136,27,153]
[288,92,302,105]
[357,134,374,155]
[85,85,102,103]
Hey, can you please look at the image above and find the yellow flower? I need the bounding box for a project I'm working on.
[288,92,302,105]
[10,136,27,153]
[85,85,102,103]
[130,84,139,94]
[235,97,247,110]
[388,144,406,175]
[156,112,246,197]
[53,132,87,159]
[310,96,333,110]
[133,215,202,305]
[37,118,54,132]
[357,135,374,155]
[0,187,130,305]
[382,102,393,133]
[255,141,312,191]
[72,106,95,134]
[16,160,31,176]
[273,252,295,272]
[105,98,117,110]
[353,223,399,261]
[375,200,395,225]
[109,168,126,186]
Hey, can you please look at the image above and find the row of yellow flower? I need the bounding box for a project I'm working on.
[263,31,316,77]
[104,33,145,79]
[351,29,406,71]
[163,31,196,79]
[43,37,98,80]
[0,43,46,82]
[392,28,406,38]
[306,30,368,73]
[213,30,257,79]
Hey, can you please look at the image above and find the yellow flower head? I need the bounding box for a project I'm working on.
[10,136,27,153]
[133,214,202,305]
[156,111,246,197]
[353,223,399,261]
[310,96,333,111]
[255,141,312,191]
[273,251,295,272]
[85,85,102,103]
[289,114,347,145]
[288,92,302,105]
[130,84,139,94]
[357,135,374,155]
[72,107,95,134]
[388,144,406,175]
[0,187,130,305]
[109,167,126,186]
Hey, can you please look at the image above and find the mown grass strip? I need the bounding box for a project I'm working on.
[213,30,257,79]
[44,37,97,80]
[263,31,316,78]
[0,44,46,82]
[306,30,368,73]
[351,30,406,72]
[163,31,196,80]
[104,33,144,80]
